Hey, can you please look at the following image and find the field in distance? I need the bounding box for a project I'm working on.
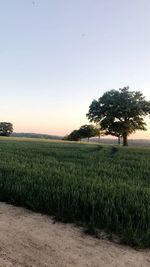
[0,137,150,247]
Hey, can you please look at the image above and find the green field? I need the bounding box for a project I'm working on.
[0,137,150,247]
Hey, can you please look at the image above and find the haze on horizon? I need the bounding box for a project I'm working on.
[0,0,150,139]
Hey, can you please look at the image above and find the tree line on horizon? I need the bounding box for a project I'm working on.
[65,86,150,146]
[63,124,105,142]
[1,86,150,146]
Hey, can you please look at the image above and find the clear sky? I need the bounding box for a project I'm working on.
[0,0,150,138]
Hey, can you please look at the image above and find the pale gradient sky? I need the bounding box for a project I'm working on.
[0,0,150,138]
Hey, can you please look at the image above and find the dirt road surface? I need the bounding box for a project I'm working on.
[0,203,149,267]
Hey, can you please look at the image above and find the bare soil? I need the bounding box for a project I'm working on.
[0,203,149,267]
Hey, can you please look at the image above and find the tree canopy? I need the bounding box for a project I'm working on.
[65,124,101,142]
[79,124,98,141]
[65,129,82,141]
[0,122,13,136]
[87,87,150,146]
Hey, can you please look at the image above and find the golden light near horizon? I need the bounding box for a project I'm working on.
[5,112,150,139]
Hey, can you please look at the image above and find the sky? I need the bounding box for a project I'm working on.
[0,0,150,138]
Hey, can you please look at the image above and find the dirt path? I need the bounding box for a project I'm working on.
[0,203,149,267]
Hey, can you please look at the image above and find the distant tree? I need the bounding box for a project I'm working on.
[66,130,81,141]
[62,135,69,141]
[79,124,98,142]
[87,87,150,146]
[0,122,13,136]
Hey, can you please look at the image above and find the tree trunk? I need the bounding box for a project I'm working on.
[87,137,89,142]
[118,136,121,145]
[98,135,100,143]
[123,134,128,146]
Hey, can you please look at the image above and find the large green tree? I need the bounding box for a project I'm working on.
[87,87,150,146]
[0,122,13,136]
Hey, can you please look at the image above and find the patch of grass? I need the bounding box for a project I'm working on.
[110,146,118,154]
[0,137,150,247]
